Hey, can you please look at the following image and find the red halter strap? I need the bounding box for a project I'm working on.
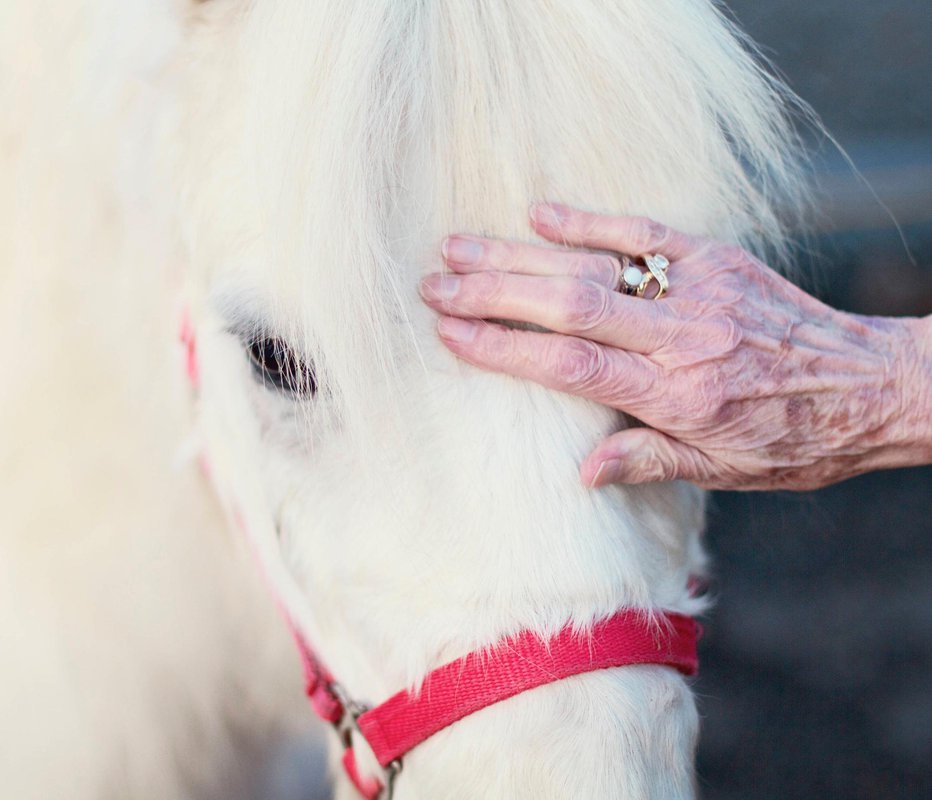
[295,610,699,799]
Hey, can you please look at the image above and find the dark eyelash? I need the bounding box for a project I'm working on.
[246,337,317,397]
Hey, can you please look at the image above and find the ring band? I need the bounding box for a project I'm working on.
[617,253,670,299]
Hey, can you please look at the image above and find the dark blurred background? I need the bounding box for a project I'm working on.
[698,2,932,798]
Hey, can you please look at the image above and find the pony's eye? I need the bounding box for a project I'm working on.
[246,337,317,397]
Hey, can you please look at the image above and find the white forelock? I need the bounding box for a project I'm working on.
[179,0,810,428]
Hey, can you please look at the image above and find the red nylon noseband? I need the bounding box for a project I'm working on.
[296,610,699,799]
[358,611,698,767]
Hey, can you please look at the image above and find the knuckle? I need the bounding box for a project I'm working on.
[643,449,675,482]
[495,240,521,270]
[571,254,620,286]
[685,310,743,359]
[713,313,744,354]
[470,270,507,305]
[560,281,613,331]
[644,216,671,243]
[478,324,518,364]
[578,210,602,239]
[551,338,607,389]
[628,215,670,253]
[627,431,676,482]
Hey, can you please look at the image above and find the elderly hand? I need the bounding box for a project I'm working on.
[419,203,932,491]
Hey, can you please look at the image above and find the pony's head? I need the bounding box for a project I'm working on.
[173,0,806,730]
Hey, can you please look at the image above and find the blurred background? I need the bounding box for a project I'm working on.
[697,2,931,798]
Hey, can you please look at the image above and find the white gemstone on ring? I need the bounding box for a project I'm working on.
[646,254,669,272]
[622,265,644,288]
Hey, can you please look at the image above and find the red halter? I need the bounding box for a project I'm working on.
[295,610,700,799]
[178,313,700,799]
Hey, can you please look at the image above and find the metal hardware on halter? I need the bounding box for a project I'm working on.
[383,760,403,800]
[330,681,367,746]
[329,681,404,799]
[281,589,697,800]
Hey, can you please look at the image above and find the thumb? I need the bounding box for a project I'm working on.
[581,428,710,487]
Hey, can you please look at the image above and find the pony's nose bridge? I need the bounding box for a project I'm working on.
[412,370,620,505]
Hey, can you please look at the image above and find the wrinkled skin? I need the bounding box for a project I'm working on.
[419,203,932,491]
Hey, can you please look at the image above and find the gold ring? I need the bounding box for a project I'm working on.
[617,253,670,299]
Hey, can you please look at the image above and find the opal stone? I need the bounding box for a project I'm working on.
[622,265,644,287]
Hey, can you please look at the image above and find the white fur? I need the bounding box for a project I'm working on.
[0,2,315,798]
[174,1,809,798]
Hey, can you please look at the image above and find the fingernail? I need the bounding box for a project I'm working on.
[437,316,478,343]
[420,274,461,301]
[530,203,568,228]
[589,458,622,488]
[442,236,483,265]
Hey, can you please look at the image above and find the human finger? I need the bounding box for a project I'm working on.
[442,235,623,289]
[434,316,658,410]
[530,204,706,262]
[420,271,672,354]
[581,428,715,487]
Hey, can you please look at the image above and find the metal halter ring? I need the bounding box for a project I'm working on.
[618,253,670,299]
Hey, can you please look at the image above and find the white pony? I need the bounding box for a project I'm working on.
[2,0,808,798]
[175,0,807,797]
